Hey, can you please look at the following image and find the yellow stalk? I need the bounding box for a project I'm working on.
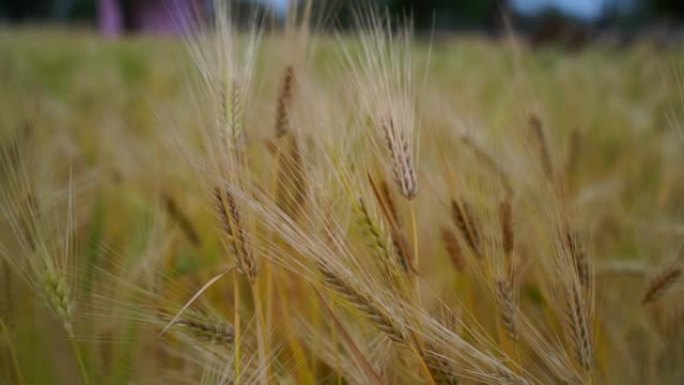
[1,317,26,385]
[233,270,242,385]
[276,276,315,385]
[67,328,90,385]
[251,280,270,385]
[409,200,421,301]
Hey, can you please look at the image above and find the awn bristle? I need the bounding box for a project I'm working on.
[381,118,417,201]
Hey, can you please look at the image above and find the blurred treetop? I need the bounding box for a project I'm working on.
[1,0,683,31]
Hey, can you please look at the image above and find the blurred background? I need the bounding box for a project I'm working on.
[1,0,684,46]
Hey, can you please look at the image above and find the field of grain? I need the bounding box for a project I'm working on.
[1,12,684,385]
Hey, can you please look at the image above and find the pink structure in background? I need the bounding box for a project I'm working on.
[98,0,206,36]
[99,0,124,36]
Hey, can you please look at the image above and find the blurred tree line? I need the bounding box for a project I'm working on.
[1,0,684,28]
[1,0,94,22]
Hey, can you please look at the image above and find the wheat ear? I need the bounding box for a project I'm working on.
[642,265,681,304]
[381,118,417,200]
[450,199,482,259]
[274,65,295,138]
[529,115,554,180]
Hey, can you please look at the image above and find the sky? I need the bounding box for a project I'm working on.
[253,0,290,17]
[511,0,607,20]
[255,0,636,22]
[505,0,636,21]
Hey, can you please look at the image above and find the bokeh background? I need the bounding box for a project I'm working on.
[2,0,684,41]
[2,1,684,384]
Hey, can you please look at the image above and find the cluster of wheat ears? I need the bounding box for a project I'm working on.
[2,2,684,385]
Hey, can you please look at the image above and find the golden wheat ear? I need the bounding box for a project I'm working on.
[642,262,682,304]
[441,227,466,272]
[368,173,415,275]
[449,198,482,259]
[161,191,201,247]
[528,114,554,181]
[341,9,419,200]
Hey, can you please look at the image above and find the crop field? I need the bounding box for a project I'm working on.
[1,11,684,385]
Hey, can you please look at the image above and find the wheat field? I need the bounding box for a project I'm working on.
[1,6,684,385]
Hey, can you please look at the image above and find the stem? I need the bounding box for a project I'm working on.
[409,201,420,299]
[264,261,273,346]
[233,271,242,385]
[276,278,314,384]
[406,334,437,385]
[251,281,270,385]
[262,150,282,385]
[67,329,90,385]
[0,317,26,385]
